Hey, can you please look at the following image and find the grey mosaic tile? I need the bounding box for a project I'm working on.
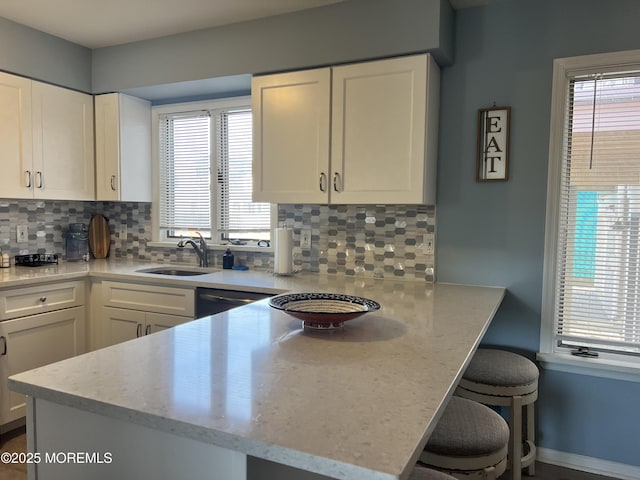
[0,199,436,282]
[279,204,436,282]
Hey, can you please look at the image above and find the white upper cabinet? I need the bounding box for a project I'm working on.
[95,93,152,202]
[332,55,439,204]
[0,72,33,199]
[252,68,331,204]
[0,72,95,201]
[252,54,440,205]
[32,81,95,200]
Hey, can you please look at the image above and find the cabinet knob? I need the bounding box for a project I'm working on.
[110,175,117,191]
[145,325,151,335]
[35,171,43,189]
[39,296,47,303]
[136,324,142,338]
[0,336,6,356]
[25,170,32,188]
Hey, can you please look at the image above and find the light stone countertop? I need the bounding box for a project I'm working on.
[6,260,505,480]
[0,258,339,294]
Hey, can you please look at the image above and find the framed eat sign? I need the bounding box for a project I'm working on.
[476,106,510,181]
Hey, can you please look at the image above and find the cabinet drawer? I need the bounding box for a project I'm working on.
[0,281,85,321]
[102,281,195,317]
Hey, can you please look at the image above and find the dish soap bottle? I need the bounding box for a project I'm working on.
[223,248,234,269]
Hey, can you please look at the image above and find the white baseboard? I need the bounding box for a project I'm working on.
[537,447,640,480]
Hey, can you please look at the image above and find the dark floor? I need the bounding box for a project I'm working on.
[531,462,619,480]
[0,427,621,480]
[0,428,27,480]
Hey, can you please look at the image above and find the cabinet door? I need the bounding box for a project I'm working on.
[0,72,33,199]
[147,312,192,334]
[94,93,120,201]
[32,81,95,200]
[102,306,145,347]
[331,54,436,204]
[95,93,152,202]
[0,306,86,424]
[252,68,331,203]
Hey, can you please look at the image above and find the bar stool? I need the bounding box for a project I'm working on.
[420,396,509,479]
[410,465,458,479]
[455,349,539,480]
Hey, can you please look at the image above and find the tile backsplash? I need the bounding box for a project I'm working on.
[0,199,436,282]
[280,204,435,282]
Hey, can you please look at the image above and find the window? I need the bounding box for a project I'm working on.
[154,98,272,243]
[541,50,640,379]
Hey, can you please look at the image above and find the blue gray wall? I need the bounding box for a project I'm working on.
[0,17,91,91]
[437,0,640,468]
[92,0,453,94]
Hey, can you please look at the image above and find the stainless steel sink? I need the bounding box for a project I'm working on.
[136,267,218,276]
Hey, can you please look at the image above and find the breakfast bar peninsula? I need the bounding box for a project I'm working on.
[9,276,504,480]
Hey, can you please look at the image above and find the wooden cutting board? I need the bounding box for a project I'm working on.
[88,214,111,259]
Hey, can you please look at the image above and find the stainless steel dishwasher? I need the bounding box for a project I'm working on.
[195,287,273,318]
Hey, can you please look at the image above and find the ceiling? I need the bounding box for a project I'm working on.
[0,0,488,49]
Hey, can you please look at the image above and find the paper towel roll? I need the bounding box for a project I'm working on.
[274,228,293,275]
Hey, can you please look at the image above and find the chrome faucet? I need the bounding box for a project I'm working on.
[177,232,209,267]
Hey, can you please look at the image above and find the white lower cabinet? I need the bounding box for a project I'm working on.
[99,281,195,348]
[0,306,85,425]
[0,280,86,427]
[102,306,192,347]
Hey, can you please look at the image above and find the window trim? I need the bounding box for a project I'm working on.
[151,96,276,247]
[540,49,640,382]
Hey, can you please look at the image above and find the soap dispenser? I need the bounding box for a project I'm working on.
[223,248,234,269]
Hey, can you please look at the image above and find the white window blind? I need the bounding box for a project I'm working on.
[216,109,271,238]
[157,101,271,241]
[159,111,211,233]
[554,70,640,356]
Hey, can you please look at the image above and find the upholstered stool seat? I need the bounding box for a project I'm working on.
[410,465,458,480]
[455,349,539,480]
[420,396,509,479]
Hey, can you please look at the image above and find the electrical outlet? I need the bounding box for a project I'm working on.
[301,229,312,249]
[424,233,435,254]
[16,224,28,243]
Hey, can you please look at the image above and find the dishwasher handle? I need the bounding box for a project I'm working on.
[198,293,256,304]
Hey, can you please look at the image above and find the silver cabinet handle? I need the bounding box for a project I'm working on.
[25,171,32,188]
[319,173,327,192]
[145,325,151,335]
[0,336,6,356]
[136,324,142,338]
[39,296,47,303]
[35,171,43,189]
[333,172,342,193]
[110,175,117,191]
